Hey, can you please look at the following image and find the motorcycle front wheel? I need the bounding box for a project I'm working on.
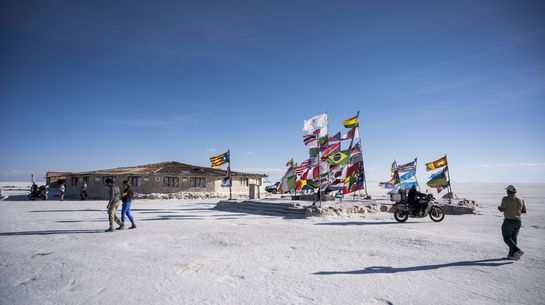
[40,194,48,201]
[27,194,35,201]
[394,210,409,223]
[429,206,445,222]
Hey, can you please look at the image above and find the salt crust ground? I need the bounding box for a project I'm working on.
[1,183,544,305]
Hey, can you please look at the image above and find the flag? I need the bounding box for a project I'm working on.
[343,115,359,128]
[285,158,294,168]
[343,172,365,194]
[341,127,359,140]
[320,142,341,158]
[303,113,328,131]
[210,151,230,168]
[278,167,296,193]
[295,160,311,176]
[309,147,319,158]
[287,175,296,190]
[221,177,231,187]
[302,166,320,180]
[327,150,351,166]
[319,135,329,147]
[389,160,400,185]
[295,179,308,191]
[396,159,417,172]
[379,181,397,189]
[426,155,448,171]
[399,171,418,189]
[427,168,449,188]
[350,152,363,164]
[328,132,341,142]
[303,134,317,146]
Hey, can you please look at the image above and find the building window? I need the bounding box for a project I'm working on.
[240,177,249,187]
[103,176,115,185]
[190,177,206,188]
[83,177,89,185]
[71,177,79,186]
[129,176,141,187]
[163,176,179,187]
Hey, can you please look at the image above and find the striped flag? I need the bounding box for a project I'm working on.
[343,115,359,128]
[295,159,311,176]
[210,151,230,168]
[303,134,317,146]
[396,159,417,172]
[320,142,341,158]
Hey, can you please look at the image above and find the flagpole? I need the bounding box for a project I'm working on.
[320,111,328,207]
[355,110,369,198]
[415,157,421,192]
[445,154,453,200]
[228,150,232,200]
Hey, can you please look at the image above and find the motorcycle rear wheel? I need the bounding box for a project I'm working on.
[429,206,445,222]
[394,210,409,223]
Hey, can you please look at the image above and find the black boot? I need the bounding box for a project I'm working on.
[128,224,137,229]
[116,224,125,230]
[105,228,114,232]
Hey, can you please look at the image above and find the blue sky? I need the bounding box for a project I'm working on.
[1,0,544,184]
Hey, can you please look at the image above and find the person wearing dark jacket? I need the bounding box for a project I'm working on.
[408,185,426,216]
[498,185,526,260]
[118,180,136,230]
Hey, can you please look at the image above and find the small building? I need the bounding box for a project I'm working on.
[46,161,265,200]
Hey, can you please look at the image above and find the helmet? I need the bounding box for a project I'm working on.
[505,185,517,193]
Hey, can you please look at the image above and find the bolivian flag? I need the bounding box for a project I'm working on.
[343,115,359,128]
[426,155,448,171]
[210,151,230,168]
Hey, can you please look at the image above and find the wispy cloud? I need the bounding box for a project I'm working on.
[479,163,545,168]
[244,151,254,155]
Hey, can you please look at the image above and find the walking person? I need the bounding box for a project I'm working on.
[118,180,136,230]
[498,185,527,260]
[105,178,123,232]
[59,181,65,201]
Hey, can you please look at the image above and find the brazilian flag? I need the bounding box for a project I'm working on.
[327,150,351,166]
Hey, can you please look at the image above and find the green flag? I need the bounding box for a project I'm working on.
[327,150,351,166]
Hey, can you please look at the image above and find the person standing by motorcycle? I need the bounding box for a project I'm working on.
[408,185,426,216]
[498,185,526,260]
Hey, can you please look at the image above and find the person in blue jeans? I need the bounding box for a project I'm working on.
[117,180,136,230]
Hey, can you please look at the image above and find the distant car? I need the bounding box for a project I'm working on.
[265,182,280,194]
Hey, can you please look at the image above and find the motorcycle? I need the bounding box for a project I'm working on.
[391,193,445,223]
[28,185,48,201]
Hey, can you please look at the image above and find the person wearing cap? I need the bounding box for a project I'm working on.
[498,185,527,260]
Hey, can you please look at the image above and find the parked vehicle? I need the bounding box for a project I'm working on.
[265,182,280,194]
[28,185,48,201]
[391,193,445,223]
